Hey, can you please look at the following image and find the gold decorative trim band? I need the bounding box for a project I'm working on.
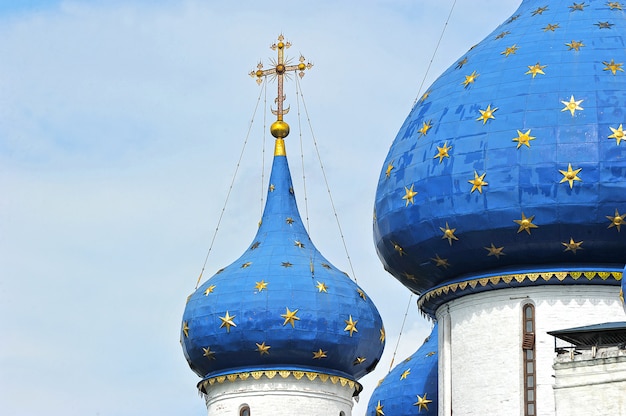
[197,369,361,395]
[418,270,623,312]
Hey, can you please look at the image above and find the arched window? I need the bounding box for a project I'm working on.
[522,303,536,416]
[239,405,250,416]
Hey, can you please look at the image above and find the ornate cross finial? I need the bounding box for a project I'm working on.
[250,35,313,140]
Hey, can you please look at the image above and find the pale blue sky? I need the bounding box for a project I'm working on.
[0,1,520,414]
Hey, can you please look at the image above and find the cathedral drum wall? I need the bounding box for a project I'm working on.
[202,376,355,416]
[436,285,622,416]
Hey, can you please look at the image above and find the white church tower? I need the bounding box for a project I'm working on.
[369,1,626,415]
[179,36,385,416]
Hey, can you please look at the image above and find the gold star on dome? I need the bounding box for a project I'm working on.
[312,349,327,359]
[525,62,547,78]
[562,238,584,254]
[468,171,488,194]
[281,307,300,327]
[269,184,275,192]
[603,59,624,75]
[255,280,268,292]
[559,163,583,188]
[321,263,331,269]
[294,240,305,248]
[418,120,433,136]
[402,184,418,206]
[456,57,468,69]
[495,31,510,39]
[609,124,625,145]
[353,356,366,365]
[477,104,497,124]
[608,2,622,10]
[501,44,519,57]
[250,241,260,250]
[434,142,452,163]
[607,209,624,231]
[256,342,271,356]
[485,243,506,259]
[315,281,328,293]
[402,271,416,281]
[202,346,216,360]
[380,327,386,343]
[182,321,189,337]
[357,288,367,300]
[414,393,433,412]
[419,90,431,102]
[532,6,548,15]
[219,311,237,333]
[596,21,614,29]
[513,129,536,148]
[375,401,385,416]
[204,285,216,296]
[400,369,411,380]
[462,70,479,87]
[426,351,436,357]
[391,241,405,257]
[507,14,520,23]
[344,315,358,337]
[385,161,394,178]
[440,222,459,245]
[569,2,587,11]
[566,40,585,51]
[561,95,584,116]
[286,217,294,224]
[543,23,560,32]
[241,262,252,268]
[281,261,292,268]
[514,212,539,234]
[431,254,450,269]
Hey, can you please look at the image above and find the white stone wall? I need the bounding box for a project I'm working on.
[435,285,623,416]
[202,373,355,416]
[554,350,626,415]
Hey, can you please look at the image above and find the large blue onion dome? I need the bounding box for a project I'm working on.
[181,138,385,384]
[374,0,625,314]
[366,324,438,416]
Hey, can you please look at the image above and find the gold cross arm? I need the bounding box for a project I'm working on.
[249,35,313,123]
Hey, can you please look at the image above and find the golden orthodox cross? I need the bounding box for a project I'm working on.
[250,35,313,130]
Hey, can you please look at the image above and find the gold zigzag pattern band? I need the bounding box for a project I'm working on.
[197,369,362,395]
[418,270,623,309]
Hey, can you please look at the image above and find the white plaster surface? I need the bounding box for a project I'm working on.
[554,350,626,415]
[435,285,623,416]
[202,374,355,416]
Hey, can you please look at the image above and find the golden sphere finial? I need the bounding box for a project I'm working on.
[270,120,290,139]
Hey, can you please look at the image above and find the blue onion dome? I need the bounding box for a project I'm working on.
[367,324,438,416]
[181,138,385,382]
[374,0,626,311]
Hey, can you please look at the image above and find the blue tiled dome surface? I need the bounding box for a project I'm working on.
[367,325,438,416]
[374,0,626,294]
[182,148,385,380]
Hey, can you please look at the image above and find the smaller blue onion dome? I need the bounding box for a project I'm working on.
[181,139,385,381]
[367,324,438,416]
